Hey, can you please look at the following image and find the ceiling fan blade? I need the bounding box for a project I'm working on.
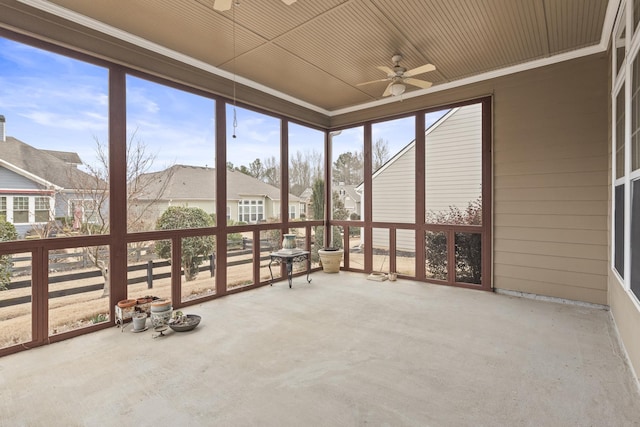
[404,78,433,89]
[376,66,395,76]
[382,82,394,97]
[404,63,436,77]
[213,0,232,10]
[357,78,389,86]
[282,0,297,4]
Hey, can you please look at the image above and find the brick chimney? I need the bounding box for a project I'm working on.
[0,115,5,142]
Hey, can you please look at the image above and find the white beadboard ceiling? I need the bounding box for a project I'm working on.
[21,0,617,113]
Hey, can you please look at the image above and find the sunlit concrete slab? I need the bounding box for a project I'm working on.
[1,272,639,426]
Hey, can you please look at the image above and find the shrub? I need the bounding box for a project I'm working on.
[0,219,18,291]
[155,207,215,281]
[425,197,482,284]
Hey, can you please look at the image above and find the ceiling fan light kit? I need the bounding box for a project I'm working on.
[390,82,406,96]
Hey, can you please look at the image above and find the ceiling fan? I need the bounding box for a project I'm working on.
[213,0,297,10]
[357,54,436,97]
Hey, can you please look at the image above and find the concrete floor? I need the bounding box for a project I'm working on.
[1,272,639,426]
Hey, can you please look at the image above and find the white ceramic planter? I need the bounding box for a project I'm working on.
[318,248,344,273]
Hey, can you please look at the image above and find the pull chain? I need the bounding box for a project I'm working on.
[233,107,237,138]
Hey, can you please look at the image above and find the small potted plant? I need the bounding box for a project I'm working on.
[318,247,344,273]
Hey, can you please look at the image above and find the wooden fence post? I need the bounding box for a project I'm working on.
[209,254,215,277]
[147,260,153,289]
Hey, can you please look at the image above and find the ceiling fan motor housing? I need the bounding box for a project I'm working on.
[393,65,406,76]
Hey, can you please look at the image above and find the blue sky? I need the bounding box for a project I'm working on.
[1,36,445,173]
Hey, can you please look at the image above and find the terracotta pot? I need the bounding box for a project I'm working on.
[117,299,137,308]
[150,299,172,312]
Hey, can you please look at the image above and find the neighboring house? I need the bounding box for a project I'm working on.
[297,183,361,220]
[132,164,304,225]
[356,104,482,250]
[0,117,103,236]
[335,182,361,218]
[298,187,313,219]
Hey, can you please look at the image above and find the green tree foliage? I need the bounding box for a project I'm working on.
[310,179,345,257]
[425,197,482,283]
[332,191,349,221]
[311,178,324,220]
[0,219,18,291]
[332,151,363,185]
[155,207,215,281]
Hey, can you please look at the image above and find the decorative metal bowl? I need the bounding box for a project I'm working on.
[169,314,201,332]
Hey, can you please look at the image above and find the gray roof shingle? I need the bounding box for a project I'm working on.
[136,164,300,202]
[0,137,97,189]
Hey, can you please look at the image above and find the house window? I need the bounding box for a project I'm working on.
[13,196,29,224]
[238,200,264,223]
[289,205,296,219]
[617,86,626,180]
[632,181,640,297]
[616,12,626,78]
[0,196,6,220]
[614,3,640,302]
[35,197,50,223]
[615,184,625,277]
[615,86,626,279]
[226,206,231,221]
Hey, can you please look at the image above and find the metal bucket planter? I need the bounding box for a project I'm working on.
[318,248,344,273]
[132,312,147,331]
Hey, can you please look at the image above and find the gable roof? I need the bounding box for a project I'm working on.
[41,149,82,165]
[0,137,96,190]
[299,187,313,201]
[355,107,457,192]
[136,164,301,202]
[334,183,361,203]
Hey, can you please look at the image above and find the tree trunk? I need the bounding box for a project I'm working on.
[100,261,110,298]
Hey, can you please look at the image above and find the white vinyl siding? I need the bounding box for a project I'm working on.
[371,146,415,225]
[368,104,482,251]
[0,166,41,189]
[425,104,482,216]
